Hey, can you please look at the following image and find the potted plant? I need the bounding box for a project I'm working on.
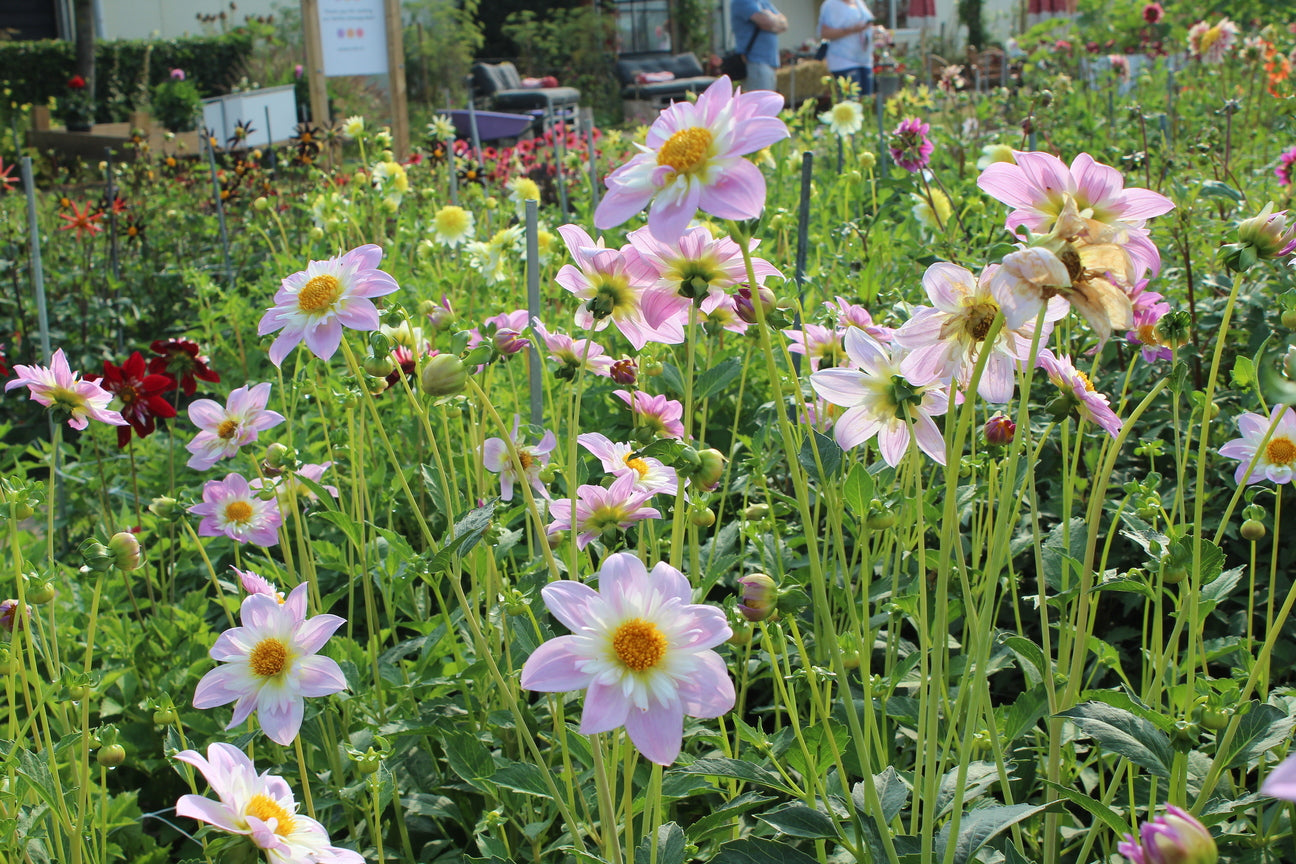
[152,69,203,132]
[59,74,94,132]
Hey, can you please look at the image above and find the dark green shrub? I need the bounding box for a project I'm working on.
[151,75,203,132]
[0,31,253,123]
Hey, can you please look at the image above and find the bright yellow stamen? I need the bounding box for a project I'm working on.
[657,128,713,175]
[224,500,254,523]
[624,456,650,478]
[612,618,667,671]
[217,419,238,439]
[518,451,535,470]
[246,792,296,835]
[297,274,342,313]
[1073,370,1097,392]
[1266,437,1296,465]
[248,638,288,678]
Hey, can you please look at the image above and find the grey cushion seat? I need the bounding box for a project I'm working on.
[614,53,716,101]
[471,62,581,111]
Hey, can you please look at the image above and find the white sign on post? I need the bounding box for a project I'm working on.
[319,0,389,78]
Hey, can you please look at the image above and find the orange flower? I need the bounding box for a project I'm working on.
[56,201,103,239]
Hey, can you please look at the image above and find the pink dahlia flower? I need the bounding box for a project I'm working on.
[482,415,557,501]
[258,244,400,367]
[1188,18,1239,65]
[1218,405,1296,485]
[1142,2,1163,24]
[555,224,677,349]
[824,297,894,343]
[532,319,616,378]
[192,583,347,745]
[614,389,685,439]
[809,328,949,466]
[578,432,679,495]
[5,348,127,431]
[888,117,934,173]
[174,743,362,863]
[783,323,846,372]
[547,472,662,549]
[189,472,283,547]
[185,382,285,471]
[520,552,734,765]
[1036,350,1122,438]
[593,76,789,242]
[895,262,1063,403]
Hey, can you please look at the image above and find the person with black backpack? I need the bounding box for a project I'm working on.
[729,0,788,92]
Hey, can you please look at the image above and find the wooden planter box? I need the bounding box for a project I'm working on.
[28,106,201,160]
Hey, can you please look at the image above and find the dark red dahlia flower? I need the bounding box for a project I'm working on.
[92,352,177,447]
[148,338,221,396]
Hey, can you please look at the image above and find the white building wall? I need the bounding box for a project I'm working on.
[97,0,279,40]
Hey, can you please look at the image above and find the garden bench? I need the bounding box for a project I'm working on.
[613,52,716,123]
[469,61,582,114]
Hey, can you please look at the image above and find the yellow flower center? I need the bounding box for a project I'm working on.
[246,792,296,835]
[831,104,858,126]
[1137,323,1161,346]
[1266,437,1296,465]
[297,274,342,314]
[249,638,289,678]
[657,128,713,176]
[217,419,239,439]
[612,618,668,671]
[224,500,254,524]
[1200,25,1223,52]
[518,451,535,470]
[1073,369,1097,393]
[623,456,650,478]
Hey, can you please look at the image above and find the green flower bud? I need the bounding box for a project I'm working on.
[419,354,468,397]
[107,532,142,571]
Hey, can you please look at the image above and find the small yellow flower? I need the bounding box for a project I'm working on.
[820,101,864,137]
[431,205,475,248]
[911,189,952,232]
[341,115,365,139]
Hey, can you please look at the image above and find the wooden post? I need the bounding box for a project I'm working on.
[301,0,331,131]
[385,0,409,161]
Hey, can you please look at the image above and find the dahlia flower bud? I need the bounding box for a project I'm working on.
[734,285,777,325]
[80,539,115,573]
[985,414,1016,446]
[695,448,726,489]
[609,358,637,385]
[1225,202,1296,271]
[0,599,29,632]
[737,573,778,622]
[420,354,468,396]
[1118,805,1217,864]
[148,496,183,521]
[107,532,142,571]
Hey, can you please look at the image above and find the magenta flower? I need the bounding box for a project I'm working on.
[1036,350,1122,438]
[520,552,734,765]
[1142,2,1163,24]
[258,244,400,367]
[1261,755,1296,800]
[809,328,949,466]
[5,348,127,431]
[547,472,662,549]
[555,225,674,350]
[174,743,362,863]
[888,117,934,173]
[192,583,347,745]
[625,225,781,331]
[593,76,789,241]
[1127,294,1173,363]
[482,415,557,501]
[189,473,283,547]
[1277,147,1296,186]
[236,567,287,605]
[1219,405,1296,485]
[532,319,617,378]
[895,262,1063,402]
[185,382,285,471]
[614,389,685,439]
[1117,804,1217,864]
[578,432,679,495]
[976,151,1173,275]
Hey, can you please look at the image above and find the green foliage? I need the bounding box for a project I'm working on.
[500,3,621,126]
[675,0,714,62]
[0,32,253,123]
[150,78,202,132]
[405,0,486,108]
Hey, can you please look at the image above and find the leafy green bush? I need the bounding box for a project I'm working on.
[501,3,620,126]
[0,32,253,123]
[151,75,203,132]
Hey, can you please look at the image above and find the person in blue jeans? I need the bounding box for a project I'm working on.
[818,0,875,96]
[730,0,787,93]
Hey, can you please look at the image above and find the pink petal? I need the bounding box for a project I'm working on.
[334,298,380,330]
[647,561,692,605]
[625,703,684,765]
[877,421,911,467]
[580,680,631,734]
[176,794,242,832]
[677,652,735,717]
[1118,187,1175,220]
[303,318,344,361]
[541,580,603,632]
[258,690,304,745]
[1262,755,1296,801]
[520,637,593,691]
[810,368,867,407]
[193,664,251,709]
[697,160,766,220]
[833,405,881,451]
[294,613,345,655]
[293,655,348,696]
